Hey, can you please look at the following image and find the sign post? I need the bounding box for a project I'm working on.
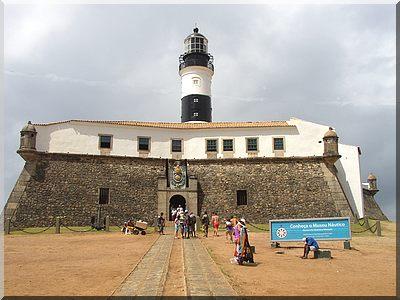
[269,217,351,243]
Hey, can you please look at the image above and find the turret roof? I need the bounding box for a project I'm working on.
[21,121,36,132]
[324,127,338,138]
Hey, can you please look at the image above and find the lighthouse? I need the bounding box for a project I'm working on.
[179,28,214,122]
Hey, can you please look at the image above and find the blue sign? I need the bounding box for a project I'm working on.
[269,217,351,242]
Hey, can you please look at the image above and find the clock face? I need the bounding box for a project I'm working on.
[276,227,287,239]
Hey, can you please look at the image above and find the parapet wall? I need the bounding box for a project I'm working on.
[7,152,354,228]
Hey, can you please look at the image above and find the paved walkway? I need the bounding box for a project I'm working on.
[112,234,173,297]
[183,238,237,296]
[112,234,236,297]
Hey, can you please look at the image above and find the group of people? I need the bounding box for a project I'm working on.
[201,212,254,265]
[229,216,254,265]
[172,205,197,239]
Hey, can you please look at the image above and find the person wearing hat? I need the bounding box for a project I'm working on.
[234,218,254,264]
[301,236,319,259]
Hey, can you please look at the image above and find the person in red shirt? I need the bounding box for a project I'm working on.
[211,212,220,237]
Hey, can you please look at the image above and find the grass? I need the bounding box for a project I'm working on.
[7,219,394,237]
[8,225,156,235]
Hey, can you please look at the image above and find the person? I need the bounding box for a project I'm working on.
[177,204,183,214]
[230,215,238,227]
[225,217,233,243]
[184,210,190,239]
[234,218,254,265]
[157,212,165,235]
[189,212,197,237]
[171,208,177,221]
[233,219,241,255]
[301,237,319,259]
[121,221,128,234]
[174,216,180,239]
[211,212,220,237]
[179,210,185,238]
[201,211,210,237]
[125,219,134,235]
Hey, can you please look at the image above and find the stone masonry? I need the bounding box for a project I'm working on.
[363,189,388,221]
[7,151,354,228]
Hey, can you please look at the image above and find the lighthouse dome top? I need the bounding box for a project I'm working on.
[183,27,209,54]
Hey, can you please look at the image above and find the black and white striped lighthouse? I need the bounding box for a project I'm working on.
[179,28,214,123]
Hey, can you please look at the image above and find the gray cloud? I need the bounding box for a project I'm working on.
[4,4,395,220]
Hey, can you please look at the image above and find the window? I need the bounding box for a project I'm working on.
[223,139,234,151]
[171,139,182,152]
[206,139,218,152]
[246,138,258,152]
[99,188,110,204]
[193,112,199,117]
[273,138,284,151]
[193,98,199,103]
[237,190,247,206]
[99,135,112,149]
[138,137,150,151]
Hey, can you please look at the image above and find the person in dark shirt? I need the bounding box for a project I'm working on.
[157,212,165,235]
[189,212,196,238]
[301,236,319,259]
[201,211,210,237]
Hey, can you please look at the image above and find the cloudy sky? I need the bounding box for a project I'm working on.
[4,4,396,220]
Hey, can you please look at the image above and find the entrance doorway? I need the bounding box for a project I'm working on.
[169,195,186,221]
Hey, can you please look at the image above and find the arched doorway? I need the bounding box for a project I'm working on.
[169,195,186,220]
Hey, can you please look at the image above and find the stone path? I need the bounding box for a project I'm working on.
[112,234,236,297]
[183,238,237,296]
[112,234,173,297]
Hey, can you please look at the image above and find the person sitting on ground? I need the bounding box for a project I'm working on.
[201,211,210,237]
[301,236,319,259]
[121,221,128,234]
[125,220,134,235]
[211,212,220,237]
[157,212,165,235]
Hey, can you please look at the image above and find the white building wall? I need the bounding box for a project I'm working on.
[35,118,334,158]
[335,144,364,218]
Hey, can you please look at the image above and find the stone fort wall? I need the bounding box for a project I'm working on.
[8,152,353,228]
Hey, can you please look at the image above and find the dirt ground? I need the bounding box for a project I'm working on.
[5,222,396,296]
[4,232,157,296]
[201,222,396,296]
[162,238,186,296]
